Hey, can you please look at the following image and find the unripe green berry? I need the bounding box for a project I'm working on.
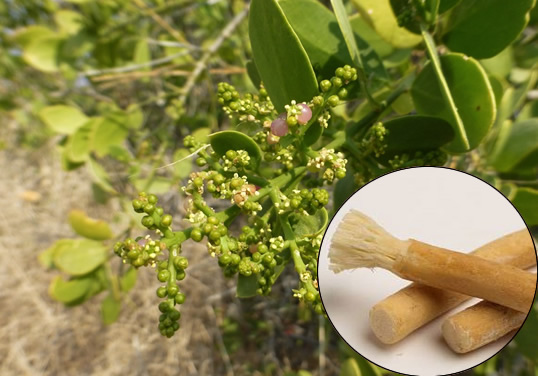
[258,244,268,254]
[144,204,155,214]
[219,254,232,266]
[338,88,348,99]
[158,301,170,312]
[167,285,179,297]
[175,293,186,304]
[335,67,345,77]
[156,286,167,298]
[176,269,186,280]
[127,249,139,260]
[286,115,298,126]
[141,216,154,227]
[169,309,181,321]
[328,95,340,107]
[202,223,213,235]
[195,157,207,166]
[214,174,225,185]
[230,178,243,189]
[336,169,346,180]
[231,254,241,265]
[226,150,237,160]
[155,207,164,216]
[161,214,172,227]
[331,77,343,88]
[193,177,203,188]
[191,228,203,242]
[157,270,170,282]
[132,199,143,212]
[148,194,158,204]
[207,216,220,225]
[209,230,221,242]
[174,256,189,270]
[320,79,332,92]
[305,291,316,302]
[207,183,217,193]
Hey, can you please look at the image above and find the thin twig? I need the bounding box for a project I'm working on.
[82,51,191,77]
[92,66,245,83]
[133,0,188,44]
[178,6,249,105]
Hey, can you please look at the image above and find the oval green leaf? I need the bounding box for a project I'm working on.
[39,239,73,269]
[512,187,538,226]
[92,114,129,157]
[411,53,496,153]
[236,274,259,298]
[53,239,107,276]
[340,358,361,376]
[38,105,89,135]
[49,275,92,304]
[443,0,535,59]
[379,115,454,163]
[23,35,64,72]
[351,0,422,48]
[68,209,114,240]
[249,0,318,112]
[173,148,193,179]
[120,267,138,292]
[65,120,95,163]
[209,130,262,170]
[101,293,121,325]
[288,208,329,238]
[491,119,538,172]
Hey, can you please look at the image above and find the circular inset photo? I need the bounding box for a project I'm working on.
[318,167,537,376]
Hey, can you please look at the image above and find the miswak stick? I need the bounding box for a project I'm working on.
[329,210,537,313]
[442,301,527,353]
[368,230,535,344]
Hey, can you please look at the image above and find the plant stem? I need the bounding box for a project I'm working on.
[420,24,470,150]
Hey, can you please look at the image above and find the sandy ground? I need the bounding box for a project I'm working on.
[0,130,333,376]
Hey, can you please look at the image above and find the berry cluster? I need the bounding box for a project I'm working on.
[307,148,348,183]
[287,188,329,215]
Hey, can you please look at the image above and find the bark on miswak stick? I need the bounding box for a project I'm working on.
[369,230,535,344]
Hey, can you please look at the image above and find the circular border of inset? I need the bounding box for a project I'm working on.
[317,166,537,376]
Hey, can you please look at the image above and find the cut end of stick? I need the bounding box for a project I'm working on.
[329,210,409,273]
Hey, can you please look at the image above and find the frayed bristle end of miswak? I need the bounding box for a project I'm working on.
[329,210,408,273]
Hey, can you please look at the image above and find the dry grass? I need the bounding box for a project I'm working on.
[0,132,333,376]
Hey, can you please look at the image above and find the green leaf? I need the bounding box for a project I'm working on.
[443,0,535,59]
[340,358,362,376]
[350,14,394,58]
[126,104,144,129]
[55,10,84,35]
[515,302,538,361]
[64,120,95,163]
[173,148,193,179]
[512,187,538,226]
[438,0,461,13]
[330,0,389,83]
[88,157,117,194]
[246,60,261,88]
[351,0,422,48]
[209,130,262,170]
[236,274,259,298]
[49,275,92,304]
[92,115,129,157]
[101,293,121,324]
[13,25,56,47]
[192,127,211,143]
[68,209,114,240]
[379,115,454,163]
[480,46,514,79]
[39,239,73,269]
[249,0,318,112]
[120,267,138,292]
[411,53,496,153]
[53,239,107,276]
[288,208,329,238]
[38,105,89,135]
[133,176,172,194]
[23,35,64,72]
[491,119,538,172]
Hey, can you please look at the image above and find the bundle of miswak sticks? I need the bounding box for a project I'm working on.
[329,210,537,353]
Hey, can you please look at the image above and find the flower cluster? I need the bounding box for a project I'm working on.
[307,148,348,183]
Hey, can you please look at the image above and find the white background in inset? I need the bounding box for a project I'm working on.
[318,167,535,376]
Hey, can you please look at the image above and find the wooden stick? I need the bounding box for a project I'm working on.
[330,210,536,312]
[442,301,526,353]
[368,230,535,344]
